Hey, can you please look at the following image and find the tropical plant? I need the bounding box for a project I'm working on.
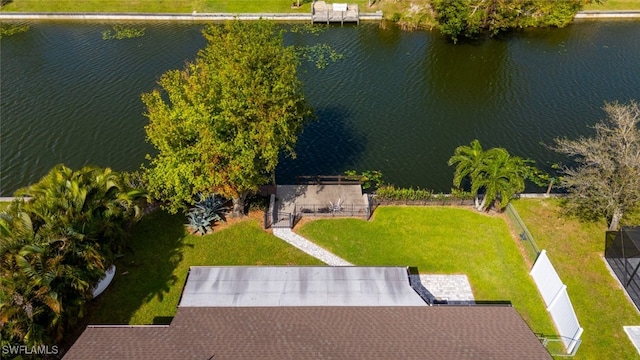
[0,165,147,348]
[448,139,485,190]
[375,185,433,201]
[17,165,147,259]
[448,140,534,211]
[471,148,529,211]
[186,193,229,235]
[344,170,384,192]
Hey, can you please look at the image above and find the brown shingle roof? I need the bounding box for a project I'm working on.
[64,306,551,359]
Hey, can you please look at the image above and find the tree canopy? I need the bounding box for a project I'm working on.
[553,100,640,231]
[448,139,534,211]
[142,21,312,216]
[432,0,593,43]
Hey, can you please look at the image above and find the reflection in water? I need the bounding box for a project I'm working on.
[1,21,639,195]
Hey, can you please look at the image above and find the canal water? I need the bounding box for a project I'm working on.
[1,20,639,195]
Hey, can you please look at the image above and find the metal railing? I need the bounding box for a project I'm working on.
[295,175,361,185]
[537,333,582,356]
[505,203,541,263]
[373,198,475,207]
[296,203,370,218]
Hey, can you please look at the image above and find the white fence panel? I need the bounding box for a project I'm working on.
[530,250,564,305]
[530,250,583,354]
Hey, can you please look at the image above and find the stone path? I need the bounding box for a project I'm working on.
[419,274,475,303]
[272,228,475,303]
[624,326,640,355]
[272,228,353,266]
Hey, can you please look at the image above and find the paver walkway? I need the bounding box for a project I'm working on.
[419,274,475,303]
[272,228,353,266]
[272,228,475,302]
[624,326,640,355]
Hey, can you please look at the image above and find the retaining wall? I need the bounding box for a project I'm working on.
[575,10,640,18]
[0,12,383,21]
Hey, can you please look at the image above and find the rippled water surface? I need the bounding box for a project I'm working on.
[1,21,639,195]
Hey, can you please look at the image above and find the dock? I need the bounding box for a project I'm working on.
[312,1,359,24]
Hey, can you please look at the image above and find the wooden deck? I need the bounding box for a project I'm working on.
[312,1,359,24]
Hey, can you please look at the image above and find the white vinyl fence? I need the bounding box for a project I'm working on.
[530,250,584,354]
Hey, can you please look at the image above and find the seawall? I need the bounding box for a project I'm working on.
[0,11,383,21]
[575,10,640,18]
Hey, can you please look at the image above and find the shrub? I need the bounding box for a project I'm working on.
[186,193,229,235]
[102,25,145,40]
[375,185,433,201]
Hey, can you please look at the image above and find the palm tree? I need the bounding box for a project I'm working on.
[1,165,148,348]
[448,139,485,187]
[472,148,528,211]
[449,140,531,212]
[448,139,486,208]
[18,165,147,260]
[0,208,63,346]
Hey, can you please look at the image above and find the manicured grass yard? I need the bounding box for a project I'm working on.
[297,206,556,337]
[85,210,322,326]
[512,199,640,360]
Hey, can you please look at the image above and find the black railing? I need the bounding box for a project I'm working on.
[264,209,293,229]
[296,175,361,185]
[296,203,370,218]
[373,198,475,207]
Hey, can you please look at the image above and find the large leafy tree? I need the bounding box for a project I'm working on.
[449,139,532,211]
[553,100,640,231]
[0,165,146,347]
[432,0,594,43]
[143,21,312,217]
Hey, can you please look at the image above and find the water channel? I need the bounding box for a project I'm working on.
[1,20,639,196]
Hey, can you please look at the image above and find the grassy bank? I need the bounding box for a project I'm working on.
[512,199,640,359]
[3,1,639,16]
[584,0,640,10]
[297,206,556,337]
[0,0,375,13]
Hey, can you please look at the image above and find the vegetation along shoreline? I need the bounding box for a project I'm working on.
[1,10,640,21]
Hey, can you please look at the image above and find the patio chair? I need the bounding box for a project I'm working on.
[330,198,343,213]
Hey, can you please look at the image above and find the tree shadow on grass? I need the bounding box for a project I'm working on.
[63,210,187,351]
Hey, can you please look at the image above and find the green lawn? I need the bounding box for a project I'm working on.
[297,206,556,337]
[3,0,639,13]
[584,0,640,10]
[512,199,640,359]
[84,210,323,326]
[0,0,373,13]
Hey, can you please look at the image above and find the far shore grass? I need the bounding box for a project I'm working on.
[3,0,639,14]
[0,0,375,13]
[584,0,640,10]
[297,206,557,337]
[512,199,640,359]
